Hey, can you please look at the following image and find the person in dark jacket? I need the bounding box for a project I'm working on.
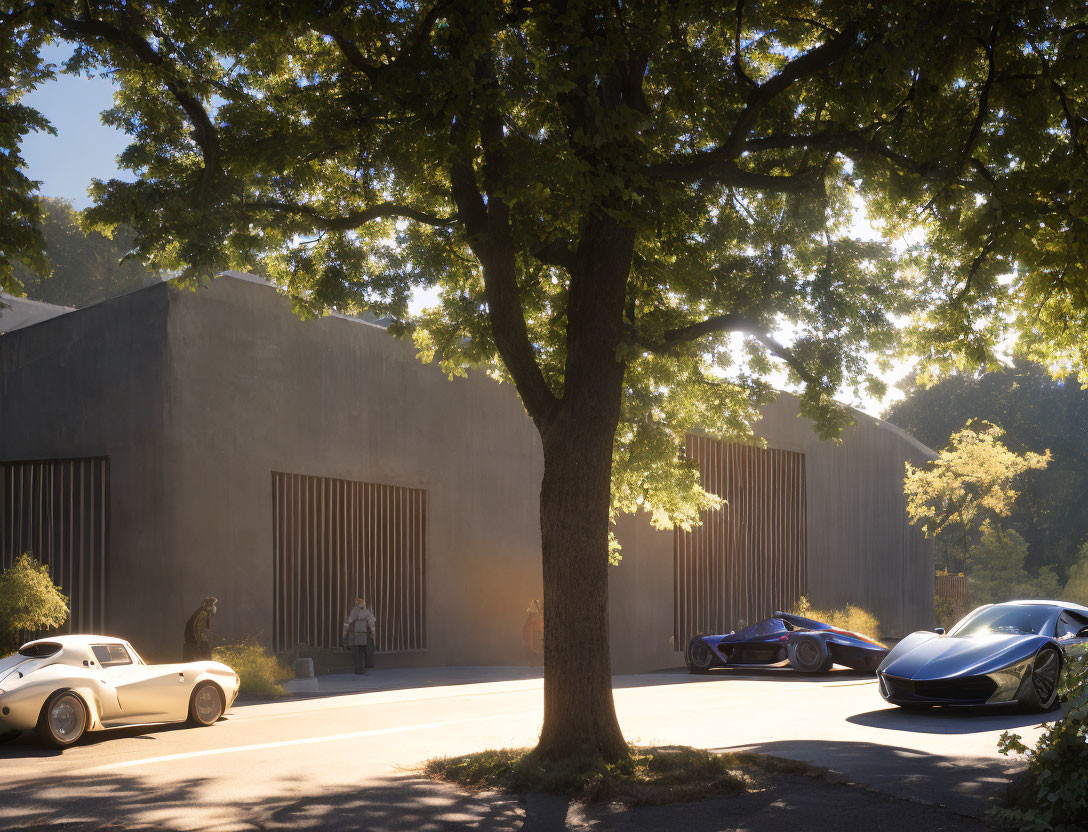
[183,596,218,660]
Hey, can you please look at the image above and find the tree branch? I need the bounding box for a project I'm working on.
[637,313,821,388]
[648,159,819,192]
[48,11,220,203]
[447,113,558,424]
[532,238,579,272]
[248,200,456,230]
[329,0,449,83]
[648,27,856,184]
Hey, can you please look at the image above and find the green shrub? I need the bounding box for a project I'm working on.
[993,657,1088,829]
[213,639,291,697]
[793,596,882,643]
[0,554,69,652]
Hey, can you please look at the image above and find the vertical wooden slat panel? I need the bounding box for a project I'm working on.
[0,457,110,636]
[271,472,427,653]
[673,437,807,651]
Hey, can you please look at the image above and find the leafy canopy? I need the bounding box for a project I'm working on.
[904,421,1050,550]
[6,1,1088,530]
[0,554,69,650]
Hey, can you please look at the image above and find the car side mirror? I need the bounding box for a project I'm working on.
[1077,626,1088,638]
[934,627,945,636]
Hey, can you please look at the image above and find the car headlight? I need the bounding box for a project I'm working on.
[986,656,1033,703]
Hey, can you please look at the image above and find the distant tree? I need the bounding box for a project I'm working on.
[887,362,1088,574]
[0,554,69,653]
[968,522,1061,605]
[12,198,159,308]
[904,421,1051,573]
[1065,545,1088,606]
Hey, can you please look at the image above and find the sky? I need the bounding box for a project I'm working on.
[22,42,136,209]
[20,43,909,417]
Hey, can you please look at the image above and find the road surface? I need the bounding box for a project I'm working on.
[0,667,1054,830]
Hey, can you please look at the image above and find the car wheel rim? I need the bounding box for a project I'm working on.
[797,641,819,666]
[690,642,711,667]
[49,695,85,741]
[195,687,221,722]
[1032,650,1059,702]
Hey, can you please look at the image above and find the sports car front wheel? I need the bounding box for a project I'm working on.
[687,637,716,672]
[188,682,225,727]
[37,690,88,748]
[1021,647,1061,712]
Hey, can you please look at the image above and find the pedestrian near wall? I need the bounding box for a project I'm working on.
[183,596,218,660]
[342,596,376,675]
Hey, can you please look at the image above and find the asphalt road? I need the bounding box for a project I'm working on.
[0,667,1057,830]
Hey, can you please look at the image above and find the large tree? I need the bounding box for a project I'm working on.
[5,1,1088,762]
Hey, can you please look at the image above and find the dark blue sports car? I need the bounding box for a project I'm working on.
[877,600,1088,710]
[686,611,889,674]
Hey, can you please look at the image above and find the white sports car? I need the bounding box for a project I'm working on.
[0,635,240,747]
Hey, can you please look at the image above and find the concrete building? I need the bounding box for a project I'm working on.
[0,274,934,671]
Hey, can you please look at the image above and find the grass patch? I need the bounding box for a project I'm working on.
[425,746,822,807]
[213,639,292,697]
[793,596,882,643]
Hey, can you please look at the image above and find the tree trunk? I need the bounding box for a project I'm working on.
[534,410,628,762]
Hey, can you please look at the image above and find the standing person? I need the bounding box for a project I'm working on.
[342,596,376,675]
[183,596,218,660]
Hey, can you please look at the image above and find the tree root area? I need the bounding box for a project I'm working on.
[423,745,823,808]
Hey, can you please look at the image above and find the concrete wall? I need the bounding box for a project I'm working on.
[155,276,544,664]
[1,273,933,671]
[0,288,171,643]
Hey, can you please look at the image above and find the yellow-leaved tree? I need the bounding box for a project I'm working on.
[0,554,69,654]
[904,421,1050,573]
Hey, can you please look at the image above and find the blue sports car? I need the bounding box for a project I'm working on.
[686,611,889,674]
[877,600,1088,710]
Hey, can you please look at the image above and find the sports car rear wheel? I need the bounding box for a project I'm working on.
[188,682,224,727]
[1021,647,1061,712]
[687,637,716,673]
[788,635,831,673]
[37,690,88,748]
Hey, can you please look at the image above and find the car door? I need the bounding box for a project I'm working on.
[1055,611,1088,663]
[93,644,190,722]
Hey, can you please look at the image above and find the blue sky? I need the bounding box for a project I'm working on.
[22,42,133,209]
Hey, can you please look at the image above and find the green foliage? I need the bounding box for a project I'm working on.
[933,595,959,630]
[0,554,69,650]
[1063,544,1088,606]
[212,639,290,697]
[793,596,881,642]
[425,745,813,806]
[994,657,1088,830]
[968,523,1062,605]
[8,1,1088,540]
[13,198,159,308]
[904,421,1050,570]
[0,13,52,297]
[887,362,1088,577]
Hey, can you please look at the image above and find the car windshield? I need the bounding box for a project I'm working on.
[949,605,1055,638]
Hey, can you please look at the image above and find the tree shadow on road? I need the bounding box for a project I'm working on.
[4,770,560,831]
[2,766,990,832]
[715,738,1019,817]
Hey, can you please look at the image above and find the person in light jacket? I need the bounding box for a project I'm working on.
[343,596,376,675]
